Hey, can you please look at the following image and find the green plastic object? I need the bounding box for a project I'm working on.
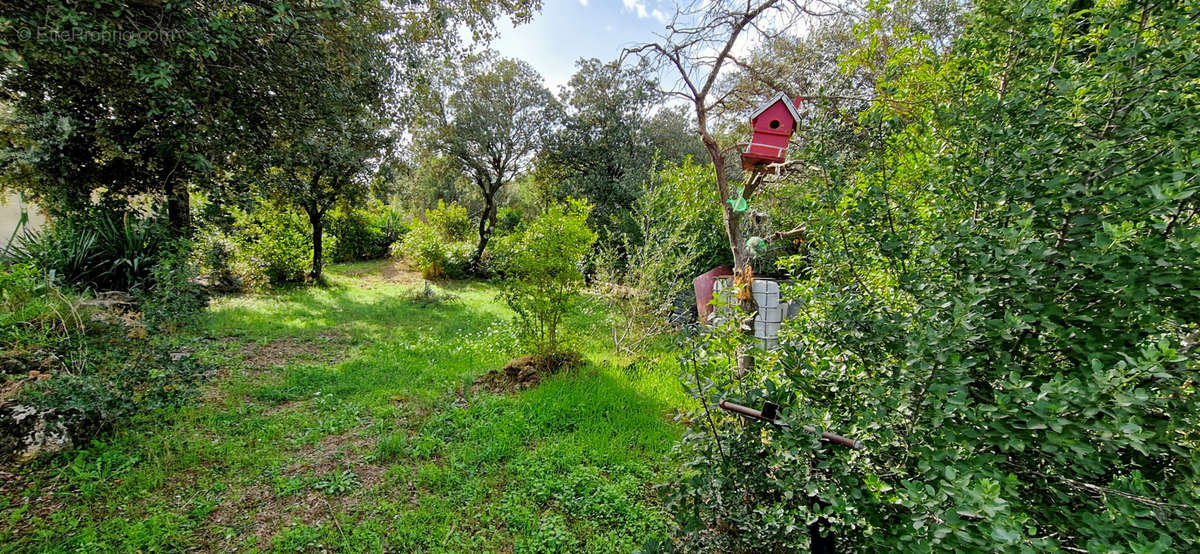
[726,187,749,213]
[746,236,767,256]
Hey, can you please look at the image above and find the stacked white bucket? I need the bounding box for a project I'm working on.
[711,278,796,349]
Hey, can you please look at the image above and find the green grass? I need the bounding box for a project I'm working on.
[1,260,687,552]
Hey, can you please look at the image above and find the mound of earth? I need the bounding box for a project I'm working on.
[474,352,583,393]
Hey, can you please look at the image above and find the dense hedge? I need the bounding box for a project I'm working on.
[667,1,1200,551]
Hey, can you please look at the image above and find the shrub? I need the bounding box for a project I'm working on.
[16,340,210,426]
[0,263,211,459]
[92,212,164,289]
[0,263,77,346]
[495,206,523,234]
[398,222,448,279]
[666,2,1200,551]
[230,204,311,287]
[397,201,473,279]
[605,159,726,288]
[328,203,405,263]
[426,199,473,242]
[136,248,210,332]
[4,210,170,291]
[596,159,729,351]
[444,243,474,279]
[494,200,596,357]
[328,208,384,262]
[4,223,99,286]
[194,229,243,292]
[375,204,409,250]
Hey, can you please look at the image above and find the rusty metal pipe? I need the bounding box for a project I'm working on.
[718,400,864,451]
[719,399,767,420]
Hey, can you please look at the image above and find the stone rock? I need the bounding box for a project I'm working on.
[0,404,105,464]
[1,359,24,374]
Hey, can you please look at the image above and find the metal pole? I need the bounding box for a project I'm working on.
[717,400,864,450]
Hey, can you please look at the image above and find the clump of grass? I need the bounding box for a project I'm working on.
[402,280,460,307]
[312,469,360,495]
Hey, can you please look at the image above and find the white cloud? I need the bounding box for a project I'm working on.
[622,0,649,19]
[621,0,670,23]
[579,0,588,6]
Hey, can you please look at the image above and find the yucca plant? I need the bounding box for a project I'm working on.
[4,225,103,286]
[94,212,163,290]
[3,211,168,291]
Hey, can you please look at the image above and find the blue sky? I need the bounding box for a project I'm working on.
[491,0,677,93]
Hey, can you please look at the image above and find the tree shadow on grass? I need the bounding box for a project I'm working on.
[389,366,682,550]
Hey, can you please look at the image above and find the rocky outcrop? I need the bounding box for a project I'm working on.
[0,404,104,464]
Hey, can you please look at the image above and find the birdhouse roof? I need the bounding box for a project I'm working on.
[749,92,801,124]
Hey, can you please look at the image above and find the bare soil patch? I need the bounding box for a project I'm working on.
[346,261,422,288]
[204,422,387,549]
[239,333,350,370]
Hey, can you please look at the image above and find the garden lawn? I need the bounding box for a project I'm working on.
[0,260,687,552]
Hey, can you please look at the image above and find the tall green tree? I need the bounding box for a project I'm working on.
[265,112,389,281]
[0,0,541,235]
[541,59,701,245]
[0,1,320,231]
[255,2,394,281]
[419,55,560,271]
[392,155,478,216]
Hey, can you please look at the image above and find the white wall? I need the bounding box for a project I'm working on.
[0,192,46,250]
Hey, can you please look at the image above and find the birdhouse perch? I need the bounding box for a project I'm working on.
[741,92,802,171]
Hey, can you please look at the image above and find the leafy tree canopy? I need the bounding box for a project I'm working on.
[0,0,540,233]
[542,58,704,246]
[417,53,560,270]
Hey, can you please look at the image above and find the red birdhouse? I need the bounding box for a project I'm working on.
[741,92,802,171]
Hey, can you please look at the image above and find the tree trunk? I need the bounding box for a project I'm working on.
[721,177,760,377]
[308,206,324,282]
[164,175,192,237]
[471,188,498,273]
[703,131,759,316]
[700,112,758,377]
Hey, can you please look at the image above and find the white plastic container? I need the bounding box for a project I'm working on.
[712,277,786,349]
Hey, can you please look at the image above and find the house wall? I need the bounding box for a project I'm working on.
[0,192,46,250]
